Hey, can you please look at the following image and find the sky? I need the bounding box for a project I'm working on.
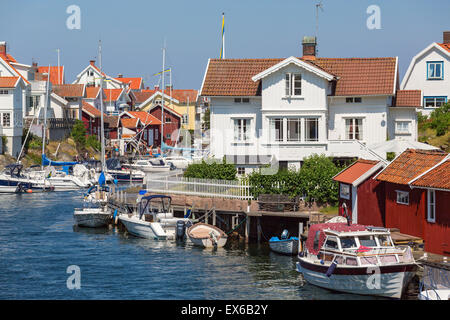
[1,0,450,91]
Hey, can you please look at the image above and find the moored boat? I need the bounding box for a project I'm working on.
[269,229,299,255]
[0,164,54,193]
[119,194,190,240]
[186,222,228,248]
[296,222,417,299]
[73,184,111,227]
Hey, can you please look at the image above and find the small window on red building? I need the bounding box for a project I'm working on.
[396,191,409,205]
[340,184,350,200]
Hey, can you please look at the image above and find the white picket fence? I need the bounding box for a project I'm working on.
[145,176,253,200]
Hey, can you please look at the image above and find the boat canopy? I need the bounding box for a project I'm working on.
[106,158,122,170]
[306,223,367,255]
[139,195,172,218]
[41,154,78,166]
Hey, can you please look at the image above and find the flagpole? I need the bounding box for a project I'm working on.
[41,64,51,170]
[98,40,106,173]
[161,43,165,149]
[57,49,60,84]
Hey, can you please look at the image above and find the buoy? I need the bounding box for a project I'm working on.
[26,189,33,193]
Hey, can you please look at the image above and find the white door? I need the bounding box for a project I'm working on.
[148,129,154,146]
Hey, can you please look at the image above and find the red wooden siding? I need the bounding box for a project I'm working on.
[357,178,385,226]
[149,106,181,146]
[424,190,450,256]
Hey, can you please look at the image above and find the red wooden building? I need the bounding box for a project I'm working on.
[333,159,385,226]
[81,101,107,137]
[375,149,449,256]
[118,111,161,147]
[148,105,181,146]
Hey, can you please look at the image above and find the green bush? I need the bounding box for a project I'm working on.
[86,135,101,151]
[70,120,87,150]
[429,103,450,137]
[184,158,236,180]
[248,154,342,204]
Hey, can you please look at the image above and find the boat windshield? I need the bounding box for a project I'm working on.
[377,234,393,247]
[358,235,377,247]
[340,237,357,249]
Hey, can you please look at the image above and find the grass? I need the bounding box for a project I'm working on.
[319,205,339,215]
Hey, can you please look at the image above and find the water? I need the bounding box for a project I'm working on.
[0,191,383,300]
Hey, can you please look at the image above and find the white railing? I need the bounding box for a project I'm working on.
[145,176,253,200]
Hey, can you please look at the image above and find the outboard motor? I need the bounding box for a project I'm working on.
[281,229,289,240]
[176,220,187,241]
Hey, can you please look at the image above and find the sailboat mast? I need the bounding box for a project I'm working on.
[41,64,51,170]
[161,44,165,149]
[98,41,106,172]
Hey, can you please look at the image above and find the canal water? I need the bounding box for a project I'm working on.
[0,191,412,300]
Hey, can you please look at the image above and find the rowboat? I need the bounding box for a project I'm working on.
[186,223,228,248]
[296,222,417,299]
[269,230,299,255]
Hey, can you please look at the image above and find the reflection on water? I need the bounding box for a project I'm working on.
[0,191,385,300]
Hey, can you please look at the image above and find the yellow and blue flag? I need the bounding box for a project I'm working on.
[153,68,171,76]
[219,13,225,59]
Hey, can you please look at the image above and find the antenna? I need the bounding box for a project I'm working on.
[315,1,324,41]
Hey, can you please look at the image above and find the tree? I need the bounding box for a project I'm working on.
[71,120,87,150]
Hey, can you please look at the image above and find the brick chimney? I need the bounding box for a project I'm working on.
[0,41,6,57]
[166,84,173,90]
[154,85,160,91]
[443,31,450,44]
[302,36,317,59]
[117,74,123,78]
[89,60,96,66]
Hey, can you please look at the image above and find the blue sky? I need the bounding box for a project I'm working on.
[1,0,450,90]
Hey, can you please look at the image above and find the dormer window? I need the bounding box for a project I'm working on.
[285,73,302,96]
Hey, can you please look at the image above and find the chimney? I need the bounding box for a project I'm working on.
[166,84,173,90]
[154,85,160,91]
[118,74,123,78]
[302,36,317,59]
[0,41,6,56]
[89,60,96,66]
[443,31,450,44]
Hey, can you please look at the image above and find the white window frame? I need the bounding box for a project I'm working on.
[237,167,246,175]
[345,118,364,140]
[427,61,444,80]
[233,118,251,142]
[287,118,301,142]
[285,73,302,97]
[427,189,436,223]
[395,121,411,134]
[269,118,284,142]
[396,190,409,205]
[340,183,350,200]
[423,96,447,109]
[2,112,11,127]
[305,117,319,142]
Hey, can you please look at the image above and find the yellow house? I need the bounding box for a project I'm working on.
[134,87,198,131]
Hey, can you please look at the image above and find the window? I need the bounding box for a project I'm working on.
[396,191,409,205]
[234,118,251,142]
[358,235,377,247]
[305,118,319,141]
[166,133,171,140]
[427,190,436,223]
[287,118,300,141]
[346,97,353,103]
[165,117,172,123]
[325,237,339,250]
[285,73,302,96]
[427,61,444,80]
[346,97,362,103]
[354,97,362,103]
[182,114,189,124]
[395,121,411,134]
[340,237,357,249]
[0,90,9,94]
[234,98,241,103]
[424,96,447,108]
[30,96,40,110]
[340,183,350,200]
[313,231,321,251]
[345,118,363,140]
[270,118,283,142]
[234,98,250,103]
[2,113,10,127]
[237,167,245,175]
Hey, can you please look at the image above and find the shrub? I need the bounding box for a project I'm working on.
[184,158,236,180]
[71,120,87,150]
[86,135,101,151]
[429,103,450,137]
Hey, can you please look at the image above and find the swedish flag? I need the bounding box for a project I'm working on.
[153,68,171,76]
[220,13,225,59]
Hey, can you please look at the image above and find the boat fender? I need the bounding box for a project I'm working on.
[326,260,338,277]
[26,189,33,193]
[320,260,324,265]
[113,209,118,224]
[281,229,289,240]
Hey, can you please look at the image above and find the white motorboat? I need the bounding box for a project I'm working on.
[186,223,228,248]
[130,159,173,172]
[106,158,145,182]
[0,164,54,193]
[269,229,299,255]
[296,222,417,299]
[73,185,111,227]
[27,166,91,191]
[164,156,192,169]
[119,194,190,240]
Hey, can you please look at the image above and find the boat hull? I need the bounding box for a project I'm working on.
[296,258,417,299]
[118,216,172,240]
[269,238,299,255]
[187,223,228,248]
[74,209,111,228]
[0,177,53,193]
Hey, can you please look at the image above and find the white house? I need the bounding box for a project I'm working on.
[73,60,125,90]
[401,31,450,116]
[103,88,130,114]
[199,37,419,173]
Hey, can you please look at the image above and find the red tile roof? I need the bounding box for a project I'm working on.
[134,91,153,103]
[201,57,397,96]
[376,149,447,185]
[37,66,64,85]
[103,88,123,101]
[115,77,143,90]
[437,42,450,53]
[333,159,380,185]
[394,90,422,107]
[121,118,140,129]
[0,76,20,88]
[0,53,30,85]
[85,86,101,99]
[82,101,105,118]
[410,158,450,190]
[168,89,198,104]
[127,111,161,125]
[52,84,84,97]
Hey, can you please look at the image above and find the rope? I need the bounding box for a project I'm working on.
[226,216,247,235]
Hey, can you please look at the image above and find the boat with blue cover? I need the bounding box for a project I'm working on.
[0,164,54,193]
[269,230,299,255]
